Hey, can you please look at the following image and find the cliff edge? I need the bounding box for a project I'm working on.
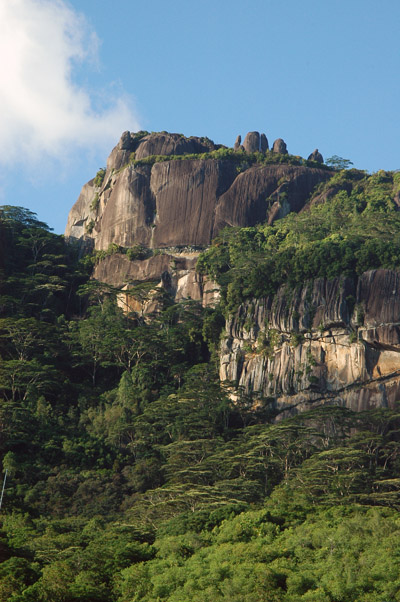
[65,131,332,252]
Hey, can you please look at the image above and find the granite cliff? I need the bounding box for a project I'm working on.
[65,131,330,252]
[65,131,400,417]
[65,130,332,301]
[220,269,400,416]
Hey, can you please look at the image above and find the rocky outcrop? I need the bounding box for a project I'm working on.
[308,149,324,163]
[272,139,288,154]
[66,131,332,255]
[260,134,268,153]
[220,269,400,416]
[92,252,220,314]
[239,131,269,153]
[242,131,268,153]
[64,131,400,418]
[106,131,216,172]
[233,135,242,150]
[134,132,216,160]
[243,132,260,153]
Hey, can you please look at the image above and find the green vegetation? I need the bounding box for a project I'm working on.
[126,244,150,261]
[326,155,354,169]
[85,243,153,267]
[2,164,400,602]
[128,146,333,171]
[93,167,106,188]
[85,219,95,234]
[198,169,400,312]
[90,193,100,212]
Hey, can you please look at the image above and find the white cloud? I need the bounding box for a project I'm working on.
[0,0,140,165]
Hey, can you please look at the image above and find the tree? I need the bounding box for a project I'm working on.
[325,155,354,170]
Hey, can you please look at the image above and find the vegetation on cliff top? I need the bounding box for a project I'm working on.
[127,145,332,171]
[198,169,400,312]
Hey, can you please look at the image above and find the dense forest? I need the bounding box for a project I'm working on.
[1,167,400,601]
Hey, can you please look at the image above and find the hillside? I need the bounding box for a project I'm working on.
[0,134,400,600]
[66,132,400,417]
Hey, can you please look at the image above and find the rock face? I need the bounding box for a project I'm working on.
[220,269,400,416]
[214,164,329,231]
[65,131,331,254]
[93,252,220,314]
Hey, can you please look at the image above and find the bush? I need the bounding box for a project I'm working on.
[93,168,106,188]
[126,245,149,261]
[85,219,95,234]
[90,194,100,212]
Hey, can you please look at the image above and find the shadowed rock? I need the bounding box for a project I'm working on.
[119,131,135,150]
[220,269,400,417]
[214,164,331,232]
[66,131,332,252]
[233,135,242,150]
[272,138,288,154]
[260,133,269,152]
[308,149,324,163]
[243,131,261,153]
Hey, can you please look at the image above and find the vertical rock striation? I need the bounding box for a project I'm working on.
[65,131,332,255]
[220,270,400,416]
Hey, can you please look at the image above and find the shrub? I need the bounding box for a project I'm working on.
[85,219,95,234]
[90,194,100,212]
[93,168,106,188]
[126,245,149,261]
[290,332,304,347]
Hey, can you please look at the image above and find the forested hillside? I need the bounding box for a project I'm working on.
[1,165,400,601]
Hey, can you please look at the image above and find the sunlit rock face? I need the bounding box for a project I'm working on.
[65,133,400,417]
[65,131,332,252]
[220,270,400,417]
[65,131,332,308]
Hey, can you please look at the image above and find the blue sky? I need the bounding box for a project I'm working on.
[1,0,399,233]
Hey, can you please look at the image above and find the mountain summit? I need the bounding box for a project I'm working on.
[65,130,331,252]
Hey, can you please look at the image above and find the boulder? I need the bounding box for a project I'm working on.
[233,135,242,150]
[260,133,269,152]
[308,149,324,163]
[119,131,135,150]
[243,131,260,153]
[272,138,288,154]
